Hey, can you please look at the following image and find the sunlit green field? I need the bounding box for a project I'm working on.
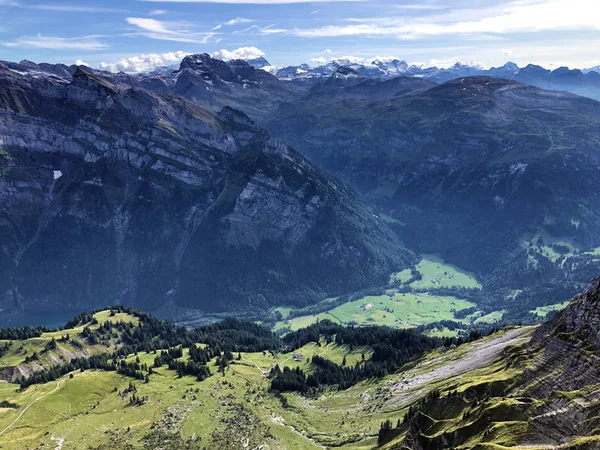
[274,255,484,334]
[280,292,475,332]
[473,310,506,325]
[530,301,570,318]
[407,255,481,290]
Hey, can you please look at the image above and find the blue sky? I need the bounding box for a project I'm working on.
[1,0,600,72]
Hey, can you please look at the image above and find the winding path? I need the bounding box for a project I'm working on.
[0,381,62,437]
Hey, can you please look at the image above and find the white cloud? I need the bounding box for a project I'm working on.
[323,48,331,53]
[150,9,167,15]
[212,24,222,30]
[99,50,190,73]
[225,17,254,25]
[289,0,600,38]
[310,57,327,64]
[215,37,223,43]
[212,46,265,61]
[126,17,215,43]
[75,59,89,66]
[3,34,108,50]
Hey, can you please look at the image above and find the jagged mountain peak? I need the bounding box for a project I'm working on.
[521,63,551,74]
[179,53,232,79]
[332,65,362,79]
[502,61,519,69]
[246,56,271,69]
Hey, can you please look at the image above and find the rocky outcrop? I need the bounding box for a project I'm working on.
[396,276,600,449]
[0,66,413,320]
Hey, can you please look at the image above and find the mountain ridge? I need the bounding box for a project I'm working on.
[0,64,413,321]
[265,75,600,319]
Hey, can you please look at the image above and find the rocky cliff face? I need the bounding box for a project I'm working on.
[397,276,600,449]
[546,275,600,348]
[0,64,413,320]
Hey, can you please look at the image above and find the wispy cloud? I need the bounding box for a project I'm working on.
[127,17,176,34]
[290,0,600,38]
[225,17,254,25]
[230,23,288,35]
[3,34,108,50]
[125,17,215,43]
[149,9,167,15]
[261,24,287,34]
[99,50,189,72]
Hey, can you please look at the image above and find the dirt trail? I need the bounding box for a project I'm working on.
[0,381,62,437]
[388,328,531,406]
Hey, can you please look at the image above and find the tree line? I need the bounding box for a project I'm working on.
[270,320,441,392]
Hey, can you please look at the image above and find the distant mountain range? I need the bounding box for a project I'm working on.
[2,52,600,324]
[269,58,600,101]
[6,54,600,109]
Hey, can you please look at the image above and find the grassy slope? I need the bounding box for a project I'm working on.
[0,311,139,380]
[407,254,481,290]
[0,314,383,449]
[0,321,535,450]
[530,301,570,318]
